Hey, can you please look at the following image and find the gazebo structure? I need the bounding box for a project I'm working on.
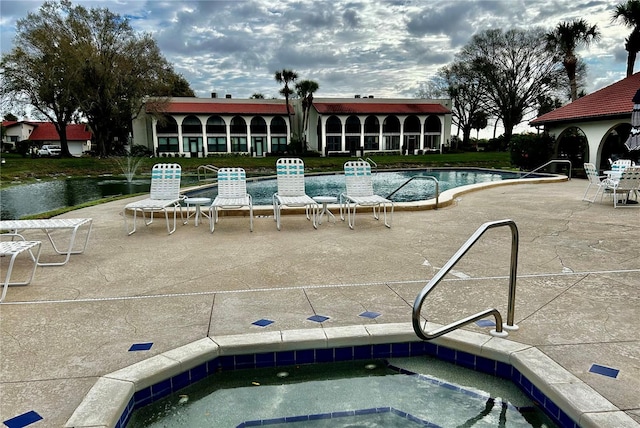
[530,72,640,171]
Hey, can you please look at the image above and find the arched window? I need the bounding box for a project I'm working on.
[404,116,421,133]
[364,116,380,151]
[206,116,227,153]
[424,115,442,151]
[230,116,247,152]
[325,116,342,152]
[156,115,178,133]
[250,117,267,134]
[383,116,400,151]
[270,116,288,153]
[181,115,202,134]
[156,115,179,153]
[270,116,287,134]
[206,116,225,133]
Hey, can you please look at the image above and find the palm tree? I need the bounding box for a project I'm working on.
[295,79,319,145]
[612,0,640,77]
[546,19,600,102]
[274,69,298,138]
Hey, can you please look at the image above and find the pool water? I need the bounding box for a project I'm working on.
[186,169,530,206]
[128,356,556,427]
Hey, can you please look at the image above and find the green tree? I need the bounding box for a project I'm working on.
[71,4,192,156]
[1,1,83,157]
[295,79,319,147]
[612,0,640,77]
[546,19,600,102]
[1,0,194,157]
[457,28,563,146]
[250,93,265,99]
[470,110,489,140]
[274,69,298,138]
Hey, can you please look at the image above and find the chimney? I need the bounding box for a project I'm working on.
[354,94,361,98]
[211,92,217,98]
[225,94,232,99]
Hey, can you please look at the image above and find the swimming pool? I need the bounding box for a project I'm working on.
[128,356,556,427]
[184,168,539,206]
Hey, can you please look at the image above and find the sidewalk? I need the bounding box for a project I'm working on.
[1,178,639,427]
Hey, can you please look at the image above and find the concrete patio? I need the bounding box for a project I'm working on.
[0,177,638,427]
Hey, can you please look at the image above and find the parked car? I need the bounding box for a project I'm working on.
[38,145,61,157]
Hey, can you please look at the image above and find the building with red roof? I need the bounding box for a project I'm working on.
[530,73,640,170]
[1,121,92,156]
[131,95,451,157]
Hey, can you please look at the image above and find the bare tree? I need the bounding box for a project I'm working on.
[457,28,563,145]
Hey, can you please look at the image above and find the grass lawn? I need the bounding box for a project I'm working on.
[1,152,513,188]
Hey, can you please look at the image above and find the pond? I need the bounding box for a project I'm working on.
[0,176,199,220]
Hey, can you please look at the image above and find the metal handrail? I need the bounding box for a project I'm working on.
[358,157,378,169]
[412,219,520,340]
[197,165,219,181]
[520,160,572,179]
[386,176,439,209]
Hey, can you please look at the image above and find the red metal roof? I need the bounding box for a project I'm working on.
[314,102,450,115]
[30,123,92,141]
[530,73,640,126]
[158,102,293,115]
[2,121,92,142]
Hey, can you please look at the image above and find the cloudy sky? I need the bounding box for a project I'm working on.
[0,0,634,135]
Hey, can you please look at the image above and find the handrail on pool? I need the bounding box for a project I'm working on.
[197,164,219,181]
[521,159,572,179]
[412,219,520,340]
[386,176,439,209]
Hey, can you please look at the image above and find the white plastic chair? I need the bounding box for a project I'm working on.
[209,168,253,232]
[603,166,640,208]
[582,163,608,203]
[340,160,393,229]
[123,163,183,235]
[272,158,318,230]
[608,159,632,180]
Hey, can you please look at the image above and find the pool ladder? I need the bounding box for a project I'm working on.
[412,219,519,340]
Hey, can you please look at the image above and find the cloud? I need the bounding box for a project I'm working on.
[0,0,632,103]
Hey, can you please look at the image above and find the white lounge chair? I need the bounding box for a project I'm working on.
[272,158,318,230]
[209,168,253,232]
[1,233,42,303]
[340,160,393,229]
[123,163,183,235]
[582,163,608,202]
[603,166,640,208]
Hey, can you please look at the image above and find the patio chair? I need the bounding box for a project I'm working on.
[582,163,608,202]
[608,159,632,180]
[603,166,640,208]
[209,168,253,232]
[340,160,393,229]
[272,158,318,230]
[1,233,42,303]
[122,163,183,235]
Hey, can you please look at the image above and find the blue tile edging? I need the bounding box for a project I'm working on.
[63,323,629,428]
